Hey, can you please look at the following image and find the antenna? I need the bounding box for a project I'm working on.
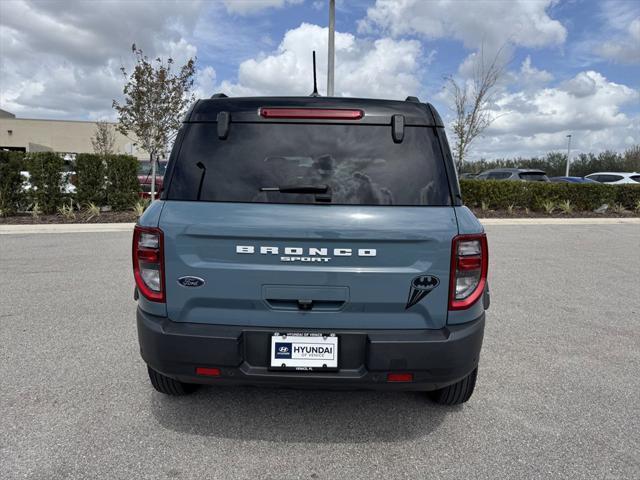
[310,50,320,97]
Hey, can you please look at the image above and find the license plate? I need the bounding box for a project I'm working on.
[270,333,338,370]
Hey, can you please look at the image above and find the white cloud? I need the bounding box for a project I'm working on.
[595,16,640,64]
[490,71,638,135]
[359,0,567,50]
[0,0,202,119]
[517,56,553,88]
[193,66,218,100]
[222,0,303,15]
[217,23,423,99]
[463,70,640,159]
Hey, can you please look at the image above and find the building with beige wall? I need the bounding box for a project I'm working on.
[0,109,147,159]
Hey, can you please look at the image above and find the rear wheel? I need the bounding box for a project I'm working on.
[428,367,477,405]
[147,366,198,395]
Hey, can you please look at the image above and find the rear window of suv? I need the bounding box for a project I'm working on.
[519,172,548,181]
[166,123,452,206]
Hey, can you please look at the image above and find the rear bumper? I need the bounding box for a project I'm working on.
[137,308,485,391]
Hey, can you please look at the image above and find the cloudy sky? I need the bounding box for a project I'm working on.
[1,0,638,159]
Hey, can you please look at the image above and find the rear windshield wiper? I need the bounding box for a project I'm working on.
[259,184,329,194]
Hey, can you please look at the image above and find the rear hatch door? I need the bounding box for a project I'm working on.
[160,114,457,330]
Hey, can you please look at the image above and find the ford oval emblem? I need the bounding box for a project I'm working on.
[177,276,205,288]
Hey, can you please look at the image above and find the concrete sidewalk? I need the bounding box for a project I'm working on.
[1,217,639,234]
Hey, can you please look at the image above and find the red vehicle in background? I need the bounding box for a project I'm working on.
[137,161,167,199]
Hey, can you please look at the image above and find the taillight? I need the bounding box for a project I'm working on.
[133,226,165,302]
[449,234,488,310]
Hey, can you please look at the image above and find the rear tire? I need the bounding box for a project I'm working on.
[147,366,198,395]
[428,367,477,405]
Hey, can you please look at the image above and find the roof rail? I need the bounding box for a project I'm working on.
[210,93,228,99]
[405,96,420,103]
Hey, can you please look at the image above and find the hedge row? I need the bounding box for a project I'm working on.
[0,151,24,216]
[0,151,140,215]
[459,146,640,178]
[460,179,640,211]
[75,153,140,210]
[27,152,64,214]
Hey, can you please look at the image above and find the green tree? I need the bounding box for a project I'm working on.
[113,44,196,197]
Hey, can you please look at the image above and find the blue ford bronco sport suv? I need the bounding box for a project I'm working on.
[134,94,489,405]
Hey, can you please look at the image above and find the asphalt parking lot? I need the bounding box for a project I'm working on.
[1,223,639,479]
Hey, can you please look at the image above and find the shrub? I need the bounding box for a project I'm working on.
[133,198,151,217]
[25,152,64,214]
[75,153,106,206]
[105,154,140,210]
[85,202,101,220]
[614,185,640,210]
[57,199,76,220]
[558,200,574,214]
[0,151,26,215]
[542,200,555,214]
[460,180,640,213]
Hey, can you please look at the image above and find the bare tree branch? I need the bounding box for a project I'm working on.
[91,121,116,157]
[446,44,509,171]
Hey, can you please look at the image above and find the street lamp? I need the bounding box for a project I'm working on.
[565,134,572,177]
[327,0,335,96]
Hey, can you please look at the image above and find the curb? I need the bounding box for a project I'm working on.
[1,218,639,235]
[479,218,640,225]
[0,223,136,235]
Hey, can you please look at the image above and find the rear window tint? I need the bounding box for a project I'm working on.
[519,173,548,181]
[597,175,623,183]
[166,123,451,206]
[137,163,167,176]
[487,172,512,180]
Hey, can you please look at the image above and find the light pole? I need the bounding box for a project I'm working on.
[565,134,572,177]
[327,0,335,96]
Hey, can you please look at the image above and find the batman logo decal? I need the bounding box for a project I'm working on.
[405,275,440,309]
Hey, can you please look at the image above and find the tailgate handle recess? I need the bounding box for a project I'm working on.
[297,299,313,311]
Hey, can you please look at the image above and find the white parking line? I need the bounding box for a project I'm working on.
[0,218,638,234]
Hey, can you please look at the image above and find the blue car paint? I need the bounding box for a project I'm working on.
[155,201,460,330]
[138,178,484,328]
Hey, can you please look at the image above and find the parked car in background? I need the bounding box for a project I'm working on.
[584,172,640,184]
[20,169,77,194]
[476,168,549,182]
[459,173,478,179]
[138,161,167,198]
[550,176,599,184]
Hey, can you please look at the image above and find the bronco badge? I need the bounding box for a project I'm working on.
[406,275,440,309]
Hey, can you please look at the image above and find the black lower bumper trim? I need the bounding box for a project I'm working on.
[137,308,485,391]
